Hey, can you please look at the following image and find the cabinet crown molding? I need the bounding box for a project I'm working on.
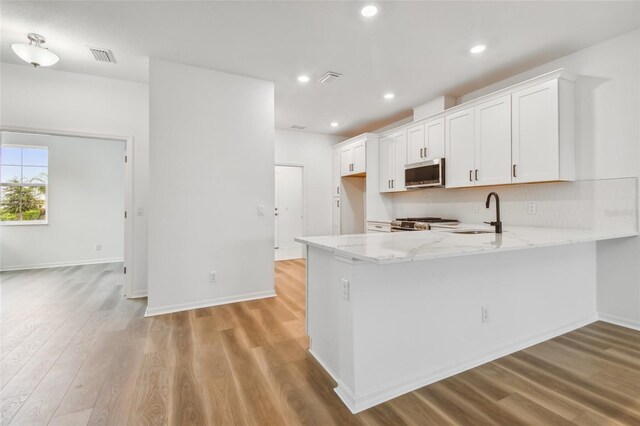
[378,68,576,138]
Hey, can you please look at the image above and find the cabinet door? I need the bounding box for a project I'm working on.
[512,80,559,183]
[352,139,366,174]
[341,146,354,176]
[332,198,341,235]
[406,123,425,164]
[332,149,341,196]
[379,136,394,193]
[475,96,512,186]
[425,117,445,160]
[445,107,476,188]
[392,132,407,192]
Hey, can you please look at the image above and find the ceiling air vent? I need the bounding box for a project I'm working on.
[319,71,342,84]
[290,125,306,130]
[88,47,116,63]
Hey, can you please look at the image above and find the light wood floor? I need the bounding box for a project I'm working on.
[1,260,640,425]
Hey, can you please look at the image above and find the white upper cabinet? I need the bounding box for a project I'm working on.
[379,130,407,193]
[512,79,574,183]
[474,96,512,186]
[341,138,366,176]
[406,118,445,164]
[406,123,425,165]
[445,107,476,188]
[446,96,512,188]
[425,118,445,160]
[332,149,341,197]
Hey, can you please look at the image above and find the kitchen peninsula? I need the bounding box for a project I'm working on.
[295,225,637,413]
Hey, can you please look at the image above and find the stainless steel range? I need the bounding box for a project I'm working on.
[390,217,460,232]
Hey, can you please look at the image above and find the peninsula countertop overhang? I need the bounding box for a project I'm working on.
[294,225,638,264]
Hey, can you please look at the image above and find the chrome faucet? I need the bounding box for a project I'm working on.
[485,192,502,234]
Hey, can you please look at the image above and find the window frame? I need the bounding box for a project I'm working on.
[1,144,49,226]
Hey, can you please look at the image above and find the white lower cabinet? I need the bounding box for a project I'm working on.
[379,130,406,193]
[446,95,512,188]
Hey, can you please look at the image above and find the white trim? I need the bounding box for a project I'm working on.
[598,313,640,331]
[335,315,597,414]
[127,290,148,299]
[0,126,135,299]
[0,257,124,272]
[144,290,277,317]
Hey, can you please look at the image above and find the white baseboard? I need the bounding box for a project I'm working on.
[0,258,124,272]
[144,290,277,317]
[275,246,304,261]
[335,315,597,414]
[598,312,640,331]
[126,290,148,299]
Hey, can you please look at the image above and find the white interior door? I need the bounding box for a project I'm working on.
[275,165,304,261]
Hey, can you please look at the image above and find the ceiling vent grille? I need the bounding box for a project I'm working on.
[319,71,342,84]
[290,125,306,130]
[88,47,116,63]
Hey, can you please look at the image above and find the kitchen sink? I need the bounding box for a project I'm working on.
[451,230,494,235]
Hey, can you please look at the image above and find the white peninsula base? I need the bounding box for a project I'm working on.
[304,242,597,413]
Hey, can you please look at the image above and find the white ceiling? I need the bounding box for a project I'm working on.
[2,1,639,137]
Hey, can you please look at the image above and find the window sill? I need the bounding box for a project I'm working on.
[1,220,49,226]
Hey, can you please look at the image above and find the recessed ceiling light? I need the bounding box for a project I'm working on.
[297,75,310,83]
[470,44,486,54]
[330,122,339,127]
[383,93,395,100]
[361,5,378,17]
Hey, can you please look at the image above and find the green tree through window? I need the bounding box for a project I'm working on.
[1,145,48,223]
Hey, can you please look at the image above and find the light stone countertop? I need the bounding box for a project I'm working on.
[294,224,637,264]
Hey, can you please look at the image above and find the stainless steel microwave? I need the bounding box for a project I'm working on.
[404,158,445,189]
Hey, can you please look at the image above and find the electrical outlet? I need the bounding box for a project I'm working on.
[341,278,350,300]
[527,203,537,214]
[257,204,265,216]
[481,306,490,323]
[95,243,101,251]
[209,271,217,283]
[473,204,480,213]
[137,207,144,216]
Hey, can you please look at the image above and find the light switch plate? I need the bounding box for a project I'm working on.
[258,204,265,216]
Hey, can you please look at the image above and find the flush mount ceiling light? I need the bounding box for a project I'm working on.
[361,5,378,17]
[383,92,395,100]
[330,122,339,127]
[11,33,59,67]
[470,44,487,54]
[297,75,310,83]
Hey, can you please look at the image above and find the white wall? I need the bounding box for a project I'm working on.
[147,59,275,316]
[1,132,125,270]
[275,129,345,237]
[0,63,149,296]
[393,29,640,328]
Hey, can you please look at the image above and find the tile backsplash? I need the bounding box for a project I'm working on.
[392,177,638,234]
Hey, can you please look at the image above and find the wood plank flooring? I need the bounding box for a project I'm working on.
[1,260,639,425]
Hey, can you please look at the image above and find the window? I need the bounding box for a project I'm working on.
[1,145,48,224]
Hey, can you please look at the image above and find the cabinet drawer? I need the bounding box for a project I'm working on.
[367,222,391,233]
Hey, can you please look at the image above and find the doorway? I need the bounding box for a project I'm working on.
[0,128,133,297]
[274,165,304,261]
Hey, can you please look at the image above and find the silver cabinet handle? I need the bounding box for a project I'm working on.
[475,169,478,181]
[469,170,473,182]
[337,200,339,207]
[391,179,394,188]
[512,164,517,178]
[420,148,423,158]
[388,180,391,189]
